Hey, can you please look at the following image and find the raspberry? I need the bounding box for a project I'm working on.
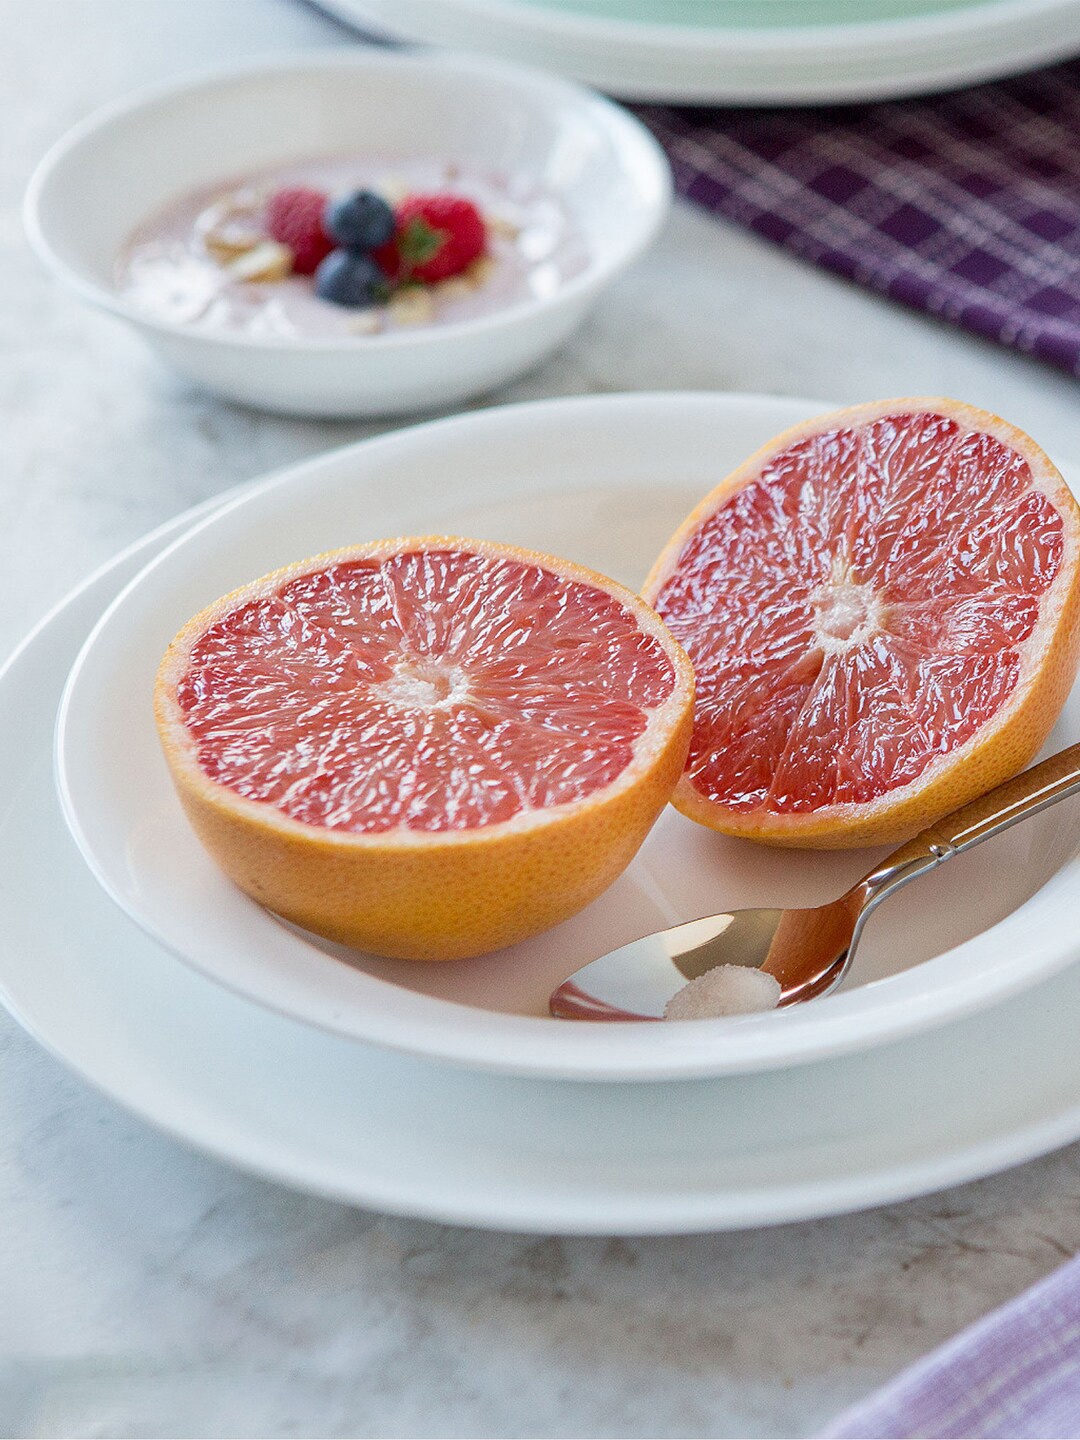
[374,194,487,285]
[265,186,334,276]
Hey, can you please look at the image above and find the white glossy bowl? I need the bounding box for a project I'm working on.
[54,392,1080,1081]
[24,50,670,417]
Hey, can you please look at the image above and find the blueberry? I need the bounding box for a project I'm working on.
[313,249,388,308]
[322,189,396,251]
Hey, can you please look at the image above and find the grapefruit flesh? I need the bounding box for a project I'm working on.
[155,538,694,959]
[644,399,1080,847]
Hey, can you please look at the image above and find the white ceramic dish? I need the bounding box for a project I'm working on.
[55,393,1080,1081]
[329,0,1080,104]
[23,51,670,417]
[11,518,1080,1231]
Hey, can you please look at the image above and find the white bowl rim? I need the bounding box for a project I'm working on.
[23,47,672,354]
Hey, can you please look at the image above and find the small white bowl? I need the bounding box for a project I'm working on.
[24,49,670,417]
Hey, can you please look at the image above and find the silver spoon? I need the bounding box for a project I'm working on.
[550,740,1080,1022]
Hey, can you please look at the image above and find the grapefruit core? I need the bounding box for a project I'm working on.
[154,537,694,960]
[643,399,1080,848]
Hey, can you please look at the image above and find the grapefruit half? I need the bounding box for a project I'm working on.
[155,537,694,959]
[643,399,1080,848]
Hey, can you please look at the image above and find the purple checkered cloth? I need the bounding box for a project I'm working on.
[636,61,1080,377]
[821,1252,1080,1438]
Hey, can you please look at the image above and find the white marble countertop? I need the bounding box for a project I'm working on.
[4,2,1080,1435]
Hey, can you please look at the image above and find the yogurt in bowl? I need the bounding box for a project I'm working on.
[25,50,670,416]
[117,157,591,339]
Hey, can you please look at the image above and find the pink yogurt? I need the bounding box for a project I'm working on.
[116,156,591,339]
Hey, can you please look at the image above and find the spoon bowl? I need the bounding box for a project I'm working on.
[552,740,1080,1022]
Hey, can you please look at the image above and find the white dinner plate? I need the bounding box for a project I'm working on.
[326,0,1080,105]
[55,393,1080,1081]
[7,512,1080,1231]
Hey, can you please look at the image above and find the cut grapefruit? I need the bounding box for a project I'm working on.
[155,537,694,959]
[643,398,1080,848]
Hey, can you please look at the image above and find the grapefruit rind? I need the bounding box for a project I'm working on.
[643,398,1080,849]
[155,536,695,959]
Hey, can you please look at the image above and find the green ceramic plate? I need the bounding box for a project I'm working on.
[325,0,1080,103]
[517,0,986,28]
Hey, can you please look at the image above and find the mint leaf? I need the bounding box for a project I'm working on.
[397,216,447,273]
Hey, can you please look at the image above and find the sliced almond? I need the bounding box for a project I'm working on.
[466,254,496,287]
[197,193,266,262]
[433,275,474,302]
[348,311,382,336]
[228,240,294,283]
[203,224,265,263]
[388,286,436,326]
[486,214,520,242]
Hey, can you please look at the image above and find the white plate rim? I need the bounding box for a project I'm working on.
[52,391,1080,1083]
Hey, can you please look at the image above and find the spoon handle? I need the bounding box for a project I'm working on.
[860,740,1080,907]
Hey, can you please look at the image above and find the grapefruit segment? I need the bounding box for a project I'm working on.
[644,398,1080,847]
[156,538,694,959]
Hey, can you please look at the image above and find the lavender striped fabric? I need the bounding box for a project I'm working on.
[822,1252,1080,1439]
[636,60,1080,377]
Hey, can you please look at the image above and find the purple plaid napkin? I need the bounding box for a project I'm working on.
[822,1252,1080,1439]
[637,61,1080,378]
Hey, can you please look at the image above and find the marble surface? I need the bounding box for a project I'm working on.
[4,2,1080,1435]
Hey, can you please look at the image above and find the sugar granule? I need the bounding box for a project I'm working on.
[663,965,782,1022]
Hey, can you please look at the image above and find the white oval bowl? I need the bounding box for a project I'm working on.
[54,392,1080,1081]
[24,50,670,417]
